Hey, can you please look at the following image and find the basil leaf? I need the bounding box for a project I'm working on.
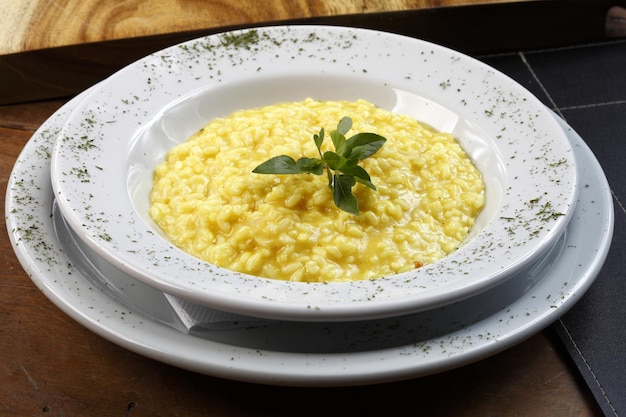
[336,116,352,136]
[313,128,325,153]
[344,133,387,159]
[333,173,359,215]
[296,157,324,175]
[330,130,347,156]
[339,165,376,190]
[323,151,348,171]
[252,155,302,174]
[252,115,386,215]
[354,176,377,190]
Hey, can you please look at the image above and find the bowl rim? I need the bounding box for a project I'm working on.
[49,25,578,321]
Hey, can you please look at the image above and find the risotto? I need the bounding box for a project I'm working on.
[149,99,485,282]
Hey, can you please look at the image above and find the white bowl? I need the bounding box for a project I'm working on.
[50,25,578,321]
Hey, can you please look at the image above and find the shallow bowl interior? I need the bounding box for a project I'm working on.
[50,26,578,321]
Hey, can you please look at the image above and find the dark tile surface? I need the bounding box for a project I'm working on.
[525,41,626,109]
[479,38,626,417]
[563,103,626,200]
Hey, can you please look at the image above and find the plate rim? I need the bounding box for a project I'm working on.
[5,87,614,386]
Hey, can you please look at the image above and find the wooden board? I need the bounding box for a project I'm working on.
[0,0,617,104]
[1,0,513,54]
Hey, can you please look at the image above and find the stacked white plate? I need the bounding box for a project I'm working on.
[6,26,613,386]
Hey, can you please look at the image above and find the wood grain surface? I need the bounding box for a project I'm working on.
[0,2,621,414]
[1,0,514,54]
[2,0,619,105]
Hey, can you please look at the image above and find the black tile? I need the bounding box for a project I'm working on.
[561,103,626,201]
[524,40,626,108]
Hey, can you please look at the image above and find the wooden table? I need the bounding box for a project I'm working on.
[2,1,622,415]
[1,0,621,104]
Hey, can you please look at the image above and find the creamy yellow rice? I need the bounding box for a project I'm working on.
[149,99,485,282]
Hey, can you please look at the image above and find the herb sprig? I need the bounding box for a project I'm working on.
[252,117,386,215]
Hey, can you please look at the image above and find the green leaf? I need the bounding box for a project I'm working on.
[330,130,347,156]
[322,151,348,171]
[252,155,301,174]
[339,165,376,190]
[344,133,387,159]
[251,115,386,215]
[336,117,352,136]
[333,173,359,215]
[313,128,325,153]
[296,157,323,175]
[354,176,377,190]
[331,116,352,156]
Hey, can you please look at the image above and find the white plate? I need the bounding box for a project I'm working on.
[6,89,613,387]
[50,26,578,321]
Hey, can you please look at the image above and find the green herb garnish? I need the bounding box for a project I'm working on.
[252,117,386,215]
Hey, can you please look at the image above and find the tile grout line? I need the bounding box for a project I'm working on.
[558,99,626,112]
[517,51,564,118]
[478,37,626,60]
[612,189,626,215]
[524,37,626,55]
